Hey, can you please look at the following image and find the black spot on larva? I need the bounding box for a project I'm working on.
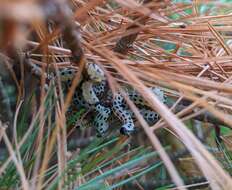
[68,70,72,75]
[117,96,122,102]
[114,106,119,110]
[98,115,103,120]
[121,104,126,108]
[139,99,143,103]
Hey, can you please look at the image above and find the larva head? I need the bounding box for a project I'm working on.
[86,63,105,83]
[120,123,135,136]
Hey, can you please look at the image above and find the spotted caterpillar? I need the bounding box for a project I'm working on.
[59,63,166,137]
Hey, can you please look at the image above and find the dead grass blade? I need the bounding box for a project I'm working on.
[88,43,232,189]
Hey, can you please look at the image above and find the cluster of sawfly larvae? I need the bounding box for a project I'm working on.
[59,62,166,137]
